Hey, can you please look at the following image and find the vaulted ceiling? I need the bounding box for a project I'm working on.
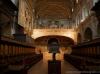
[32,0,76,19]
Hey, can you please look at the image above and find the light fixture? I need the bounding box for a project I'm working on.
[81,18,84,22]
[33,9,35,12]
[76,0,79,3]
[72,8,74,12]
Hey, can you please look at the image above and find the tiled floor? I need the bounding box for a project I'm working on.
[28,52,80,74]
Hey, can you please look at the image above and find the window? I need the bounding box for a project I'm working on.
[11,0,19,6]
[93,0,99,6]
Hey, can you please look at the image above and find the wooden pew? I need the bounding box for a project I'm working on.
[64,38,100,72]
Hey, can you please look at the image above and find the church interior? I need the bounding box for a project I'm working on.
[0,0,100,74]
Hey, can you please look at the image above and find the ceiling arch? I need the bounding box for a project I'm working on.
[33,0,75,19]
[35,1,72,11]
[34,35,75,46]
[37,4,71,19]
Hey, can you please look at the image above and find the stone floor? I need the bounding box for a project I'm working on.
[28,60,81,74]
[28,52,80,74]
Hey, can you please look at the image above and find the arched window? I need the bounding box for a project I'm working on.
[84,27,93,41]
[93,0,99,6]
[11,0,19,6]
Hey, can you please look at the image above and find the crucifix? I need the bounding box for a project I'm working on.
[48,38,60,60]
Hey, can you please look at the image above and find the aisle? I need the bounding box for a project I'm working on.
[28,60,48,74]
[28,52,80,74]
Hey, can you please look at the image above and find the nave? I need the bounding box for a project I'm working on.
[0,0,100,74]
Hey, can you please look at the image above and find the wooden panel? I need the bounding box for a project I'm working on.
[5,45,8,56]
[97,46,100,55]
[0,44,4,56]
[8,45,11,56]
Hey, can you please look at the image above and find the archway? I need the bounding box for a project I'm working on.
[34,35,75,48]
[84,27,93,41]
[34,35,74,60]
